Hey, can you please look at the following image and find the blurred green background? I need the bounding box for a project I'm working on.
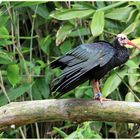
[0,1,140,138]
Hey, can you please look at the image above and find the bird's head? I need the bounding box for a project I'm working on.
[116,34,140,50]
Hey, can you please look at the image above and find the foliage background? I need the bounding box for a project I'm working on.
[0,1,140,138]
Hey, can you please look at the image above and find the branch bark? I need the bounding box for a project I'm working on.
[0,99,140,131]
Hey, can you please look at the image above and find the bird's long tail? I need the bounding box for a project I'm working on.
[51,64,88,97]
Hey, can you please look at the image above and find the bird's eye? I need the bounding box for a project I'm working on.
[121,37,126,40]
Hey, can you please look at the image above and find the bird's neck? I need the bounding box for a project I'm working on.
[112,39,123,50]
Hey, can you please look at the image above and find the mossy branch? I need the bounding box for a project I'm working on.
[0,99,140,131]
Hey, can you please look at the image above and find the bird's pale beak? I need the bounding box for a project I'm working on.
[126,40,140,50]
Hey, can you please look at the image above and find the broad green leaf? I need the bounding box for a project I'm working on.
[56,24,73,46]
[50,9,94,20]
[133,85,140,93]
[126,9,137,22]
[36,60,46,68]
[66,131,77,139]
[60,40,72,54]
[122,20,139,35]
[91,11,104,37]
[0,26,9,36]
[69,27,91,37]
[102,69,127,97]
[128,68,138,87]
[72,2,94,9]
[96,1,106,8]
[81,122,101,138]
[32,66,41,75]
[29,5,50,19]
[0,83,32,106]
[0,27,11,47]
[105,7,133,21]
[32,78,50,99]
[105,19,123,34]
[0,53,14,64]
[0,40,13,46]
[125,92,135,102]
[0,16,9,27]
[40,35,52,55]
[0,132,4,138]
[125,60,138,68]
[14,2,45,8]
[66,122,101,139]
[7,64,19,87]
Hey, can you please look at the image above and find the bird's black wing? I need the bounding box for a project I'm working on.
[51,42,115,95]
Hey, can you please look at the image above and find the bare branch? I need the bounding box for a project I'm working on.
[0,99,140,131]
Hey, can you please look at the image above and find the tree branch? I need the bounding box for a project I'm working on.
[0,99,140,131]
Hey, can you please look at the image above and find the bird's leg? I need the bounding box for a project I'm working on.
[91,80,111,103]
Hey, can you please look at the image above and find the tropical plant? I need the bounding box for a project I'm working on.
[0,1,140,138]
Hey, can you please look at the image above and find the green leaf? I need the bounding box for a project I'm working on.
[125,60,138,68]
[126,60,138,87]
[50,9,94,20]
[69,27,91,37]
[105,7,133,21]
[0,83,32,106]
[0,53,14,64]
[133,85,140,93]
[125,92,135,102]
[32,67,54,100]
[14,2,45,8]
[0,26,9,36]
[91,11,104,37]
[56,24,73,46]
[29,5,50,20]
[128,68,138,87]
[66,131,77,139]
[40,35,52,55]
[7,64,19,87]
[102,69,127,97]
[32,78,50,99]
[122,20,139,35]
[0,40,13,46]
[53,127,68,138]
[0,16,9,27]
[60,40,72,54]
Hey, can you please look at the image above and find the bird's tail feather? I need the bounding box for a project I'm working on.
[51,67,88,97]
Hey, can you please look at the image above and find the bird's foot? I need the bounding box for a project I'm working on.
[93,92,111,104]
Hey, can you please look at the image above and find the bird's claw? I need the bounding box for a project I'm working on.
[93,92,112,104]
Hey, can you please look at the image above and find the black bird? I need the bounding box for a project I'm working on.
[50,34,140,102]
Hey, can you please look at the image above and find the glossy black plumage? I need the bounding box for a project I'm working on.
[50,38,129,96]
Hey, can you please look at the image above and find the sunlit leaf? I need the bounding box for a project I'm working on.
[7,64,19,87]
[102,69,127,97]
[122,20,139,35]
[91,11,104,37]
[128,68,138,87]
[50,9,94,20]
[125,60,138,68]
[105,7,133,21]
[0,53,14,64]
[125,92,135,102]
[0,26,9,36]
[56,24,73,46]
